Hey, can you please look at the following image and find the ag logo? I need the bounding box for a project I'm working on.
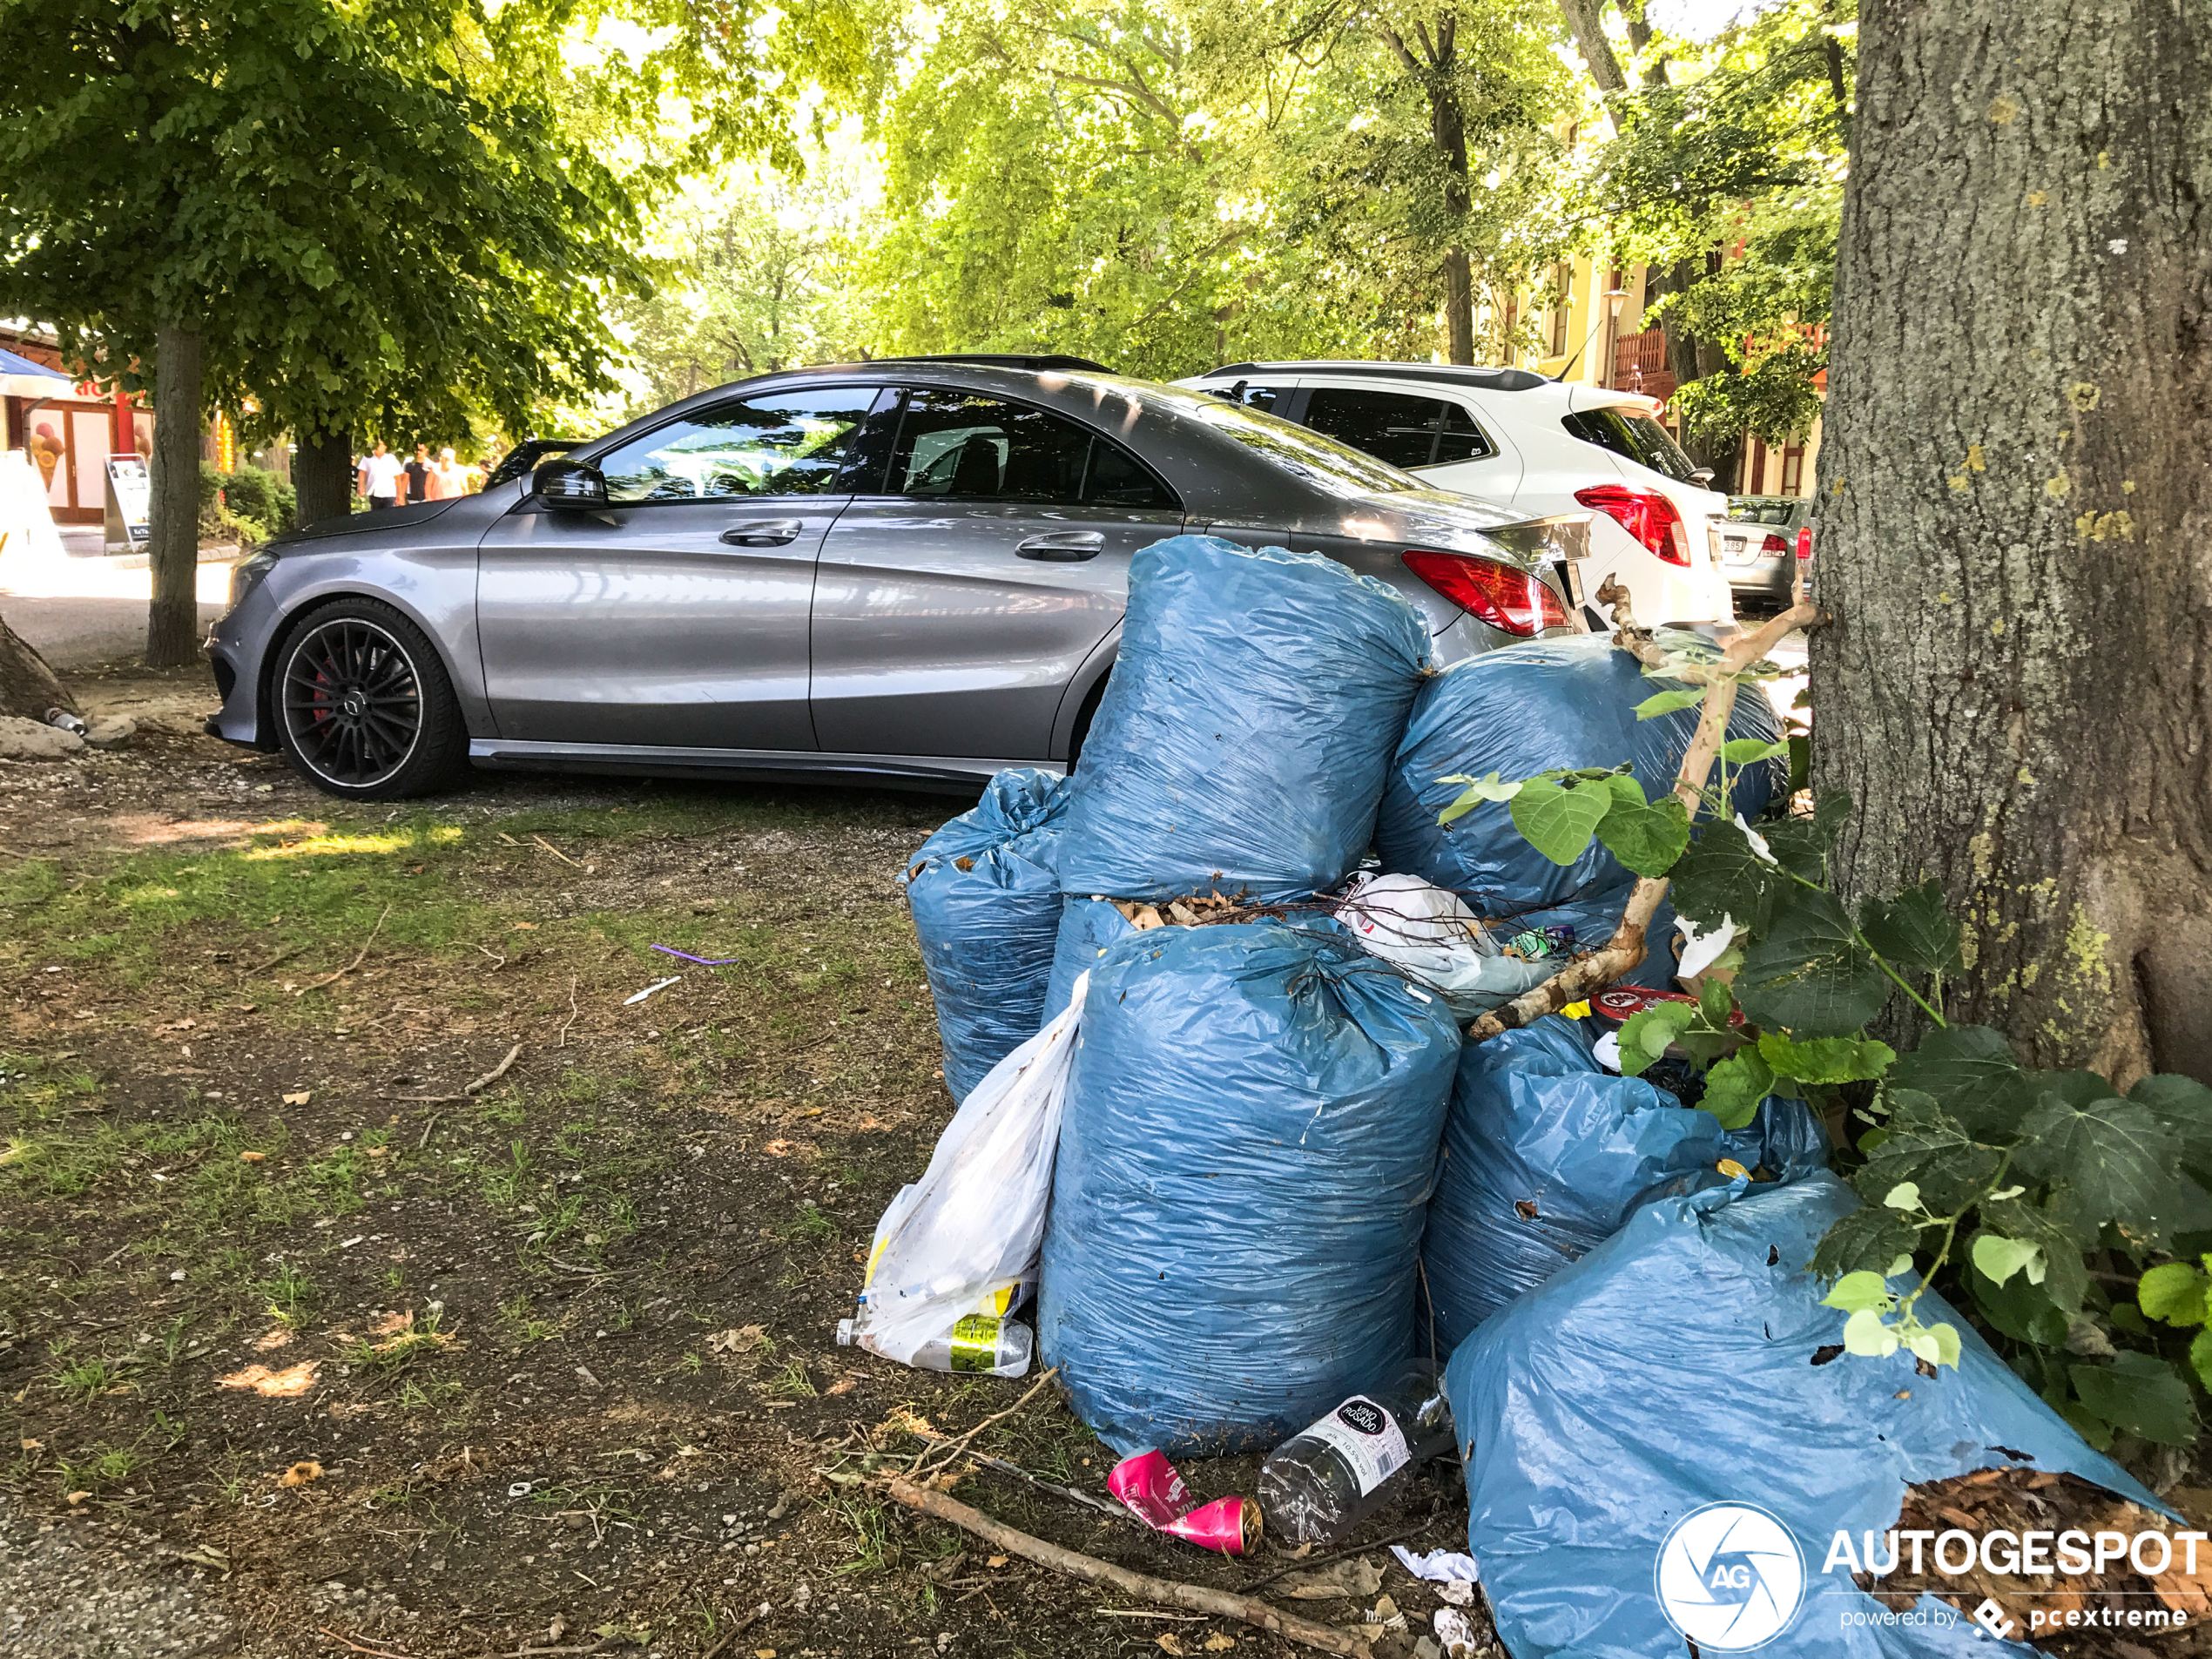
[1654,1502,1805,1650]
[1336,1400,1387,1437]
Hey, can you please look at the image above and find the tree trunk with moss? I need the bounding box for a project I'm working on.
[1811,0,2212,1083]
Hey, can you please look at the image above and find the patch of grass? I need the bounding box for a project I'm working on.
[480,1141,535,1208]
[499,1293,556,1343]
[51,1353,121,1402]
[833,1494,896,1576]
[258,1264,316,1325]
[782,1202,838,1244]
[57,1444,145,1494]
[765,1359,816,1399]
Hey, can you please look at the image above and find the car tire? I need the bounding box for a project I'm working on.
[1066,671,1112,775]
[272,597,469,800]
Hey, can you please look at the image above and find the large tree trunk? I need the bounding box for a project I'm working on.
[1811,0,2212,1084]
[146,320,204,669]
[294,428,354,528]
[0,613,73,719]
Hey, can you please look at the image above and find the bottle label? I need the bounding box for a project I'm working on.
[948,1314,1001,1373]
[1306,1396,1411,1495]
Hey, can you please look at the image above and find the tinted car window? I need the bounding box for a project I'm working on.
[597,388,874,502]
[1561,407,1699,482]
[1201,380,1290,415]
[1304,388,1495,470]
[889,388,1177,509]
[1187,399,1417,495]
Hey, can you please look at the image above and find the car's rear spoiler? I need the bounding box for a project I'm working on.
[1482,512,1593,565]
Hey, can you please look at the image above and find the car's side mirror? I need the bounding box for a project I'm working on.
[535,457,608,509]
[1688,467,1716,486]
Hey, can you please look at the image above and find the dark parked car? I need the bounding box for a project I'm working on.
[1713,495,1813,603]
[206,358,1589,799]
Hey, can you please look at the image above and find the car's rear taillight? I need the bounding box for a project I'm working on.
[1574,484,1692,568]
[1795,525,1813,560]
[1401,549,1570,637]
[1760,531,1789,556]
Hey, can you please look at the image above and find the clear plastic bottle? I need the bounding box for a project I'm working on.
[836,1312,1033,1377]
[1258,1363,1455,1545]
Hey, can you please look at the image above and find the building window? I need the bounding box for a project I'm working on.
[1548,262,1575,358]
[1781,442,1805,494]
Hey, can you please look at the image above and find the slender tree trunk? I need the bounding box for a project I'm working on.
[294,428,354,528]
[0,612,73,719]
[1443,247,1475,364]
[146,320,203,669]
[1556,0,1626,95]
[1811,0,2212,1084]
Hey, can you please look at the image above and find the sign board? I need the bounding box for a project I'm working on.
[104,453,150,547]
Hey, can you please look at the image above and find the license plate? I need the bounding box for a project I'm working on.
[1723,535,1747,556]
[1554,558,1585,607]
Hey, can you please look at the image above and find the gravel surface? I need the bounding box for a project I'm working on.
[0,1498,248,1657]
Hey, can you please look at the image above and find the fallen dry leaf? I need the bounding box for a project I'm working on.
[1279,1555,1385,1600]
[987,1554,1008,1568]
[239,1150,266,1163]
[825,1376,858,1397]
[708,1324,767,1354]
[64,1490,90,1506]
[763,1140,792,1157]
[369,1310,414,1338]
[217,1360,320,1398]
[19,1439,41,1452]
[280,1090,310,1105]
[1204,1637,1237,1652]
[1157,1635,1188,1656]
[279,1460,323,1487]
[252,1329,293,1352]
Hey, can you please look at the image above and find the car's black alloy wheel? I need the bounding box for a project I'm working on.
[274,599,466,799]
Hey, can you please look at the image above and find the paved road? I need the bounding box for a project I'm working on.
[3,532,229,669]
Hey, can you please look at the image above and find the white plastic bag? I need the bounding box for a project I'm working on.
[844,973,1088,1369]
[1333,873,1555,1020]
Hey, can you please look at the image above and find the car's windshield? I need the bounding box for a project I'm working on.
[1182,396,1421,495]
[1563,406,1700,482]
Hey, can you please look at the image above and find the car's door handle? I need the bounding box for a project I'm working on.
[1015,531,1104,562]
[719,518,806,547]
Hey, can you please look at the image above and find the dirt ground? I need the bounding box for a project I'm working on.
[0,661,1488,1659]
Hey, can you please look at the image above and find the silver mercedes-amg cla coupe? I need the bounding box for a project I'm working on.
[206,355,1589,799]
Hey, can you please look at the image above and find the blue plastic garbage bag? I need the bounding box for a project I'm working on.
[1421,1016,1826,1354]
[1443,1173,2163,1659]
[901,769,1071,1101]
[1042,894,1135,1019]
[1039,918,1460,1454]
[1375,634,1782,914]
[1058,536,1433,903]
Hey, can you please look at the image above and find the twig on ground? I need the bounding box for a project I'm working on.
[559,977,579,1049]
[242,943,307,979]
[881,1478,1370,1657]
[464,1042,523,1095]
[1464,579,1823,1043]
[316,1629,431,1659]
[907,1367,1060,1477]
[1240,1520,1440,1592]
[292,904,392,995]
[415,1111,441,1150]
[905,1433,1134,1522]
[389,1043,521,1105]
[531,834,583,869]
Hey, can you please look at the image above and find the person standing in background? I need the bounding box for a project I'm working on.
[403,442,432,504]
[426,446,464,499]
[358,441,402,510]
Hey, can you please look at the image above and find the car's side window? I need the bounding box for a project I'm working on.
[596,388,878,503]
[889,388,1178,509]
[1302,387,1496,470]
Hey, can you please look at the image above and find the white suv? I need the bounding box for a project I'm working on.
[1176,361,1737,628]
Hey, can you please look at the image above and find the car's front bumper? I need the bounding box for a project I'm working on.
[203,563,283,749]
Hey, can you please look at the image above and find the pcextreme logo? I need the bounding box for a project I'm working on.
[1656,1502,1808,1651]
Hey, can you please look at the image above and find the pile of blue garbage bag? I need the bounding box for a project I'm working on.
[881,532,2139,1654]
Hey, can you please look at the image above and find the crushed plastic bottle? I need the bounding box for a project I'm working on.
[1258,1362,1454,1545]
[837,1312,1032,1377]
[44,708,88,738]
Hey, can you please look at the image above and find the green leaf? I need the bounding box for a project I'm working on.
[2061,1403,2115,1452]
[1858,880,1965,977]
[1700,1049,1773,1130]
[1811,1205,1919,1280]
[1883,1181,1922,1211]
[1591,781,1691,879]
[1437,771,1522,823]
[1979,1194,2094,1312]
[1786,733,1811,795]
[1851,1090,2001,1218]
[1633,685,1706,720]
[2131,1073,2212,1184]
[2189,1328,2212,1395]
[1842,1306,1899,1357]
[1969,1257,2069,1347]
[1615,1002,1694,1077]
[2012,1085,2180,1231]
[2137,1262,2209,1328]
[1698,977,1734,1029]
[1734,887,1892,1039]
[1890,1026,2037,1143]
[2069,1352,2196,1446]
[1756,1033,1896,1087]
[1821,1270,1894,1313]
[1721,737,1790,765]
[1905,1321,1962,1369]
[1507,775,1615,867]
[1668,818,1789,934]
[1971,1232,2045,1288]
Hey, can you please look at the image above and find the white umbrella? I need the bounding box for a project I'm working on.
[0,346,76,400]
